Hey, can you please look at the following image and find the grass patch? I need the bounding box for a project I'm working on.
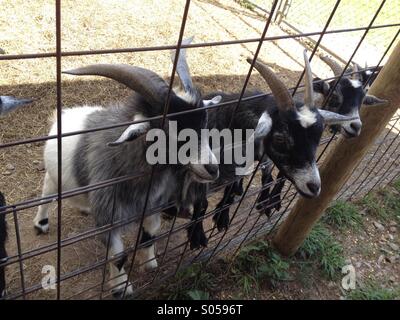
[233,240,291,293]
[361,189,400,222]
[155,263,217,300]
[323,200,363,230]
[393,179,400,193]
[347,282,400,300]
[298,223,345,280]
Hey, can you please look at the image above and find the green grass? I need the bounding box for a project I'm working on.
[347,282,400,300]
[323,200,363,230]
[393,179,400,193]
[298,223,345,280]
[233,240,291,292]
[156,263,217,300]
[361,189,400,222]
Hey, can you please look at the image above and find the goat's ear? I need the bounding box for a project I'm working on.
[363,94,388,108]
[108,121,150,147]
[203,95,222,107]
[0,96,33,116]
[252,112,272,140]
[319,110,358,125]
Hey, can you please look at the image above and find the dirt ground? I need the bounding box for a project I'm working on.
[0,0,399,299]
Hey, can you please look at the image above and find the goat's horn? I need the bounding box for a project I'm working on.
[247,57,295,112]
[171,36,195,93]
[303,50,315,107]
[320,55,343,77]
[352,62,361,81]
[63,64,169,106]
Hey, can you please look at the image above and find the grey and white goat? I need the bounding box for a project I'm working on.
[256,55,387,216]
[0,95,33,298]
[33,64,221,297]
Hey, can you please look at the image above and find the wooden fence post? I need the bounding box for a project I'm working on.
[272,40,400,256]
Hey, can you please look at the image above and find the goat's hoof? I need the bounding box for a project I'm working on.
[111,283,134,299]
[262,207,272,217]
[213,213,229,232]
[189,234,208,250]
[255,202,263,211]
[33,218,49,234]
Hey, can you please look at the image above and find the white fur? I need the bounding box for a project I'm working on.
[138,215,161,270]
[34,106,102,231]
[203,95,222,107]
[254,112,272,139]
[349,79,362,88]
[341,108,362,136]
[297,106,317,128]
[290,163,321,197]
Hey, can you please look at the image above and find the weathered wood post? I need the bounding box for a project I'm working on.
[273,40,400,256]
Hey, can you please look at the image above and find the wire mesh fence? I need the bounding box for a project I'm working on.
[0,0,399,300]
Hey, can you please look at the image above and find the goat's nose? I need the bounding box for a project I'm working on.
[306,182,320,196]
[350,122,361,133]
[204,164,219,177]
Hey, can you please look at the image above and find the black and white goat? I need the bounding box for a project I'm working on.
[163,44,357,234]
[33,64,221,297]
[0,95,32,298]
[255,55,387,216]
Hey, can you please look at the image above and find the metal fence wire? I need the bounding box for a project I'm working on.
[0,0,399,299]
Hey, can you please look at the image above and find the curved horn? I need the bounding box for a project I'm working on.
[352,62,361,81]
[63,64,170,106]
[171,36,195,92]
[320,55,343,77]
[303,50,315,107]
[247,57,295,112]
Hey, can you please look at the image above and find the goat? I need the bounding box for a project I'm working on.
[0,95,32,299]
[255,55,387,216]
[33,64,221,298]
[162,44,357,234]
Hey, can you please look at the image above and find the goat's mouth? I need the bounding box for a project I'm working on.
[341,128,359,138]
[285,175,321,198]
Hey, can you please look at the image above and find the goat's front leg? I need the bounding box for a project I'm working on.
[267,171,286,212]
[187,197,208,250]
[256,164,274,216]
[33,172,56,234]
[137,214,160,271]
[213,181,237,231]
[101,231,133,299]
[263,171,286,217]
